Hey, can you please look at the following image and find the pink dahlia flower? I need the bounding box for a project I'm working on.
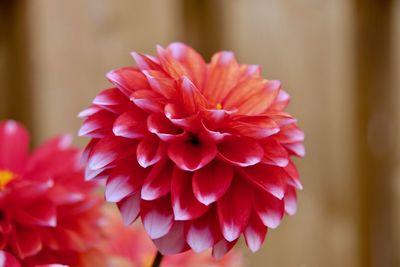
[0,121,102,266]
[79,42,304,258]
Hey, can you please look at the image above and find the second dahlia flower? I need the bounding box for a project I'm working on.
[80,42,304,258]
[0,120,102,266]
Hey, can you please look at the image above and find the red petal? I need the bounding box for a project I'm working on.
[179,76,208,114]
[147,113,184,142]
[164,103,198,130]
[131,52,162,71]
[217,177,252,241]
[87,137,135,170]
[117,192,141,225]
[106,67,150,96]
[141,196,174,239]
[255,191,284,229]
[130,90,165,113]
[275,124,304,144]
[137,135,166,168]
[284,186,297,215]
[235,80,281,115]
[143,70,178,99]
[218,137,263,167]
[266,89,290,112]
[78,104,101,118]
[229,116,280,139]
[153,221,189,255]
[168,139,217,171]
[106,161,146,202]
[267,112,297,127]
[192,160,233,205]
[0,251,21,267]
[141,159,172,200]
[244,212,268,252]
[260,138,289,167]
[162,42,207,90]
[171,168,208,220]
[212,238,238,260]
[92,87,133,114]
[10,227,42,259]
[239,64,261,81]
[222,77,266,111]
[79,110,116,138]
[284,142,305,157]
[113,110,148,139]
[0,120,29,173]
[185,207,222,252]
[14,199,57,227]
[203,52,240,105]
[241,164,286,199]
[284,160,303,189]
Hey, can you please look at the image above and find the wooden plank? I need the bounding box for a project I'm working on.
[0,0,32,132]
[354,0,397,266]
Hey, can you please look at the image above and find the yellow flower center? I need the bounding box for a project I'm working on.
[216,103,223,110]
[0,170,15,189]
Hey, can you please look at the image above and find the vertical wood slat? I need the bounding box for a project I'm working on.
[354,0,397,266]
[180,0,224,59]
[0,0,32,131]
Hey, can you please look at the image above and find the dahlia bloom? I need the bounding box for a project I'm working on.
[0,121,102,266]
[80,42,304,258]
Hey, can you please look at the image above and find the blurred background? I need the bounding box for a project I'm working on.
[0,0,399,266]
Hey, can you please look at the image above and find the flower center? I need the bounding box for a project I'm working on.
[189,133,201,145]
[0,170,16,189]
[216,103,223,110]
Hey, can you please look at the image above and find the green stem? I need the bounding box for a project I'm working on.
[151,251,163,267]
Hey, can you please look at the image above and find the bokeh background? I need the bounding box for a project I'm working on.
[1,0,399,266]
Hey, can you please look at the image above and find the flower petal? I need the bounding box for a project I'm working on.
[235,80,281,115]
[255,191,284,229]
[212,238,238,260]
[222,77,266,110]
[192,160,233,205]
[168,139,217,171]
[153,221,189,255]
[106,161,147,202]
[141,159,172,200]
[284,159,303,190]
[10,227,42,259]
[131,52,162,71]
[147,113,185,142]
[92,87,133,114]
[141,195,174,239]
[87,137,135,171]
[260,138,289,167]
[284,142,306,158]
[171,168,208,220]
[0,251,21,267]
[244,212,268,252]
[217,177,252,241]
[106,67,150,96]
[203,51,240,105]
[143,70,178,100]
[275,124,305,144]
[218,137,263,167]
[185,207,222,253]
[130,90,165,113]
[117,192,141,225]
[163,42,207,89]
[113,110,148,139]
[136,135,166,168]
[179,76,208,114]
[229,116,280,139]
[266,89,290,112]
[241,164,286,199]
[284,185,297,215]
[79,110,116,138]
[0,120,29,173]
[14,199,57,227]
